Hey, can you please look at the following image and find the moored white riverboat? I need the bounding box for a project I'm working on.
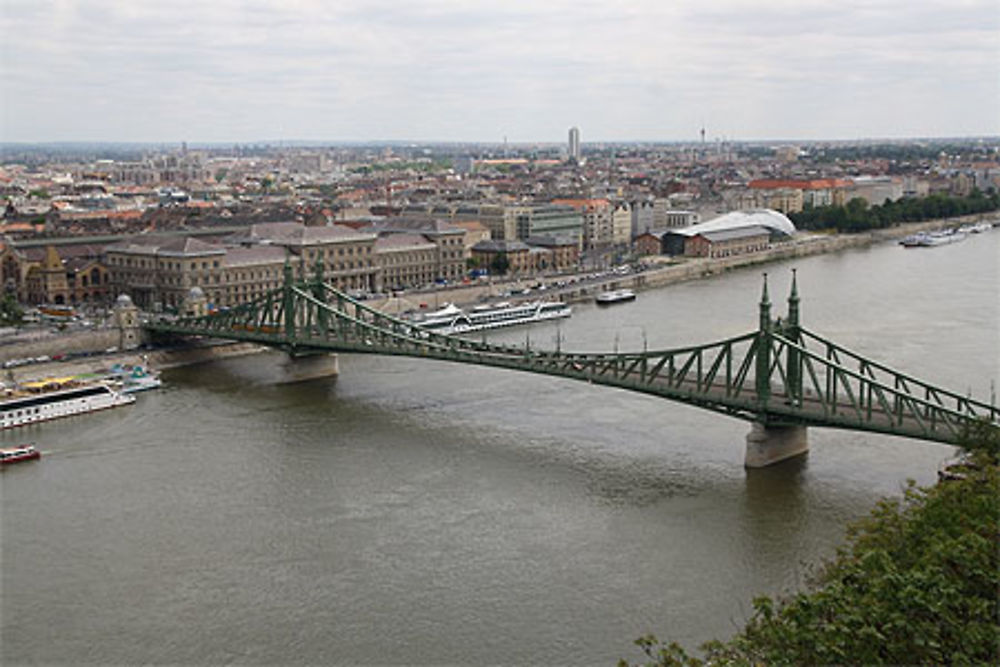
[108,364,163,394]
[410,300,572,335]
[900,229,967,247]
[595,288,636,305]
[958,221,992,234]
[1,378,135,430]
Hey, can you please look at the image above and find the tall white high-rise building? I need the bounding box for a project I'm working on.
[568,126,581,162]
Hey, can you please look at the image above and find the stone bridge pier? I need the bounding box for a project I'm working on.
[745,423,809,467]
[278,352,340,384]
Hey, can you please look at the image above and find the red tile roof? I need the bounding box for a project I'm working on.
[748,179,852,190]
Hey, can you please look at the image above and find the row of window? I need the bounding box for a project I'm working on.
[111,247,376,272]
[158,273,382,308]
[7,407,42,418]
[708,243,769,258]
[303,245,372,262]
[383,271,436,282]
[108,255,223,271]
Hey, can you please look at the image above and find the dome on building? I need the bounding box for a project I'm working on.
[676,209,796,238]
[114,293,134,308]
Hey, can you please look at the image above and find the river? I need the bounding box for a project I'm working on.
[2,231,998,665]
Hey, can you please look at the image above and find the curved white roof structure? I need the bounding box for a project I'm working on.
[674,209,796,237]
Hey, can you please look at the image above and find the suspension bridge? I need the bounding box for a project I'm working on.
[145,260,999,467]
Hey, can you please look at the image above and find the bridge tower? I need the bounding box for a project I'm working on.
[276,255,339,382]
[785,268,802,405]
[282,259,296,343]
[745,272,809,467]
[313,257,328,334]
[754,273,772,408]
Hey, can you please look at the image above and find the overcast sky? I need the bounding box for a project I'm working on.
[1,0,998,143]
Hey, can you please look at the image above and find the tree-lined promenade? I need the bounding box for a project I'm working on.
[790,189,1000,233]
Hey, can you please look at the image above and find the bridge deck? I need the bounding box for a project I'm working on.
[144,278,999,448]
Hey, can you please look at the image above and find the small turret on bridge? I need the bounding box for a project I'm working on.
[145,266,1000,468]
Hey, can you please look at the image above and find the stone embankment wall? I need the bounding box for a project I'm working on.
[3,341,267,384]
[146,342,267,369]
[1,328,121,364]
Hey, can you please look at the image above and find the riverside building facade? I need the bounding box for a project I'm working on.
[104,220,472,311]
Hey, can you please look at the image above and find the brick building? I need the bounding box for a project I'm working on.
[684,226,771,259]
[634,231,667,256]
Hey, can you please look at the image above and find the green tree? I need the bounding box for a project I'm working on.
[788,191,1000,234]
[490,253,510,276]
[0,294,24,326]
[959,418,1000,467]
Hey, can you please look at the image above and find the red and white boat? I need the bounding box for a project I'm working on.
[0,444,41,465]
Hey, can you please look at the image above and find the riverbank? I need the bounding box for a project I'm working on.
[2,341,267,385]
[370,212,999,311]
[3,212,995,379]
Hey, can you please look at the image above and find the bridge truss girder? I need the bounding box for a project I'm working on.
[146,279,999,447]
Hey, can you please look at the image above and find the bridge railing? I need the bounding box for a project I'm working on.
[766,328,998,441]
[802,328,997,420]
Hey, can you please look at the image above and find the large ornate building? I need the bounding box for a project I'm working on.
[105,222,380,310]
[0,242,110,306]
[359,217,466,286]
[102,220,472,311]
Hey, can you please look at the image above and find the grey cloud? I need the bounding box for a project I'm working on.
[1,0,997,141]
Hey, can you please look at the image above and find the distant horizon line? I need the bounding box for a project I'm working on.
[2,134,998,150]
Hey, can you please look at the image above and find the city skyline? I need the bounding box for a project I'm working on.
[1,0,998,144]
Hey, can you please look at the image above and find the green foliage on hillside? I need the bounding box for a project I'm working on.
[789,190,1000,233]
[622,424,1000,666]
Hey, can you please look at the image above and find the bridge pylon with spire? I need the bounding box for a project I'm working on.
[145,260,999,467]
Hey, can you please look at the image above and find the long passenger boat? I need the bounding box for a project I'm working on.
[410,300,572,335]
[1,377,135,430]
[899,229,967,247]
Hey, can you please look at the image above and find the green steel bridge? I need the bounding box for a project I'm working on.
[145,261,998,462]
